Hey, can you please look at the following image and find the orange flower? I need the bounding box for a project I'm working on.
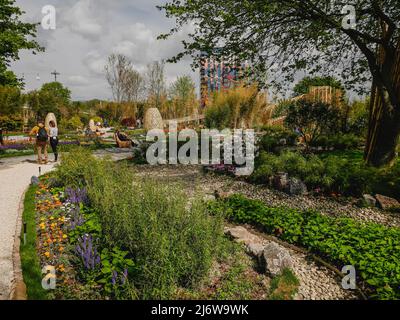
[44,252,50,258]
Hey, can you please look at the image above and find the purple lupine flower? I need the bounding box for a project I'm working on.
[121,268,128,285]
[69,207,85,230]
[111,270,118,286]
[75,235,101,270]
[65,187,89,205]
[0,144,29,150]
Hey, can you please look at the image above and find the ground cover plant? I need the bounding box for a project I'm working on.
[210,194,400,300]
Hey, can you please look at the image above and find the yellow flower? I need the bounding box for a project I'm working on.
[44,252,50,258]
[62,234,68,239]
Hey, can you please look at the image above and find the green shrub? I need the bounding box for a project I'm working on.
[310,134,361,150]
[285,100,341,146]
[54,147,99,188]
[258,126,298,153]
[212,195,400,300]
[252,150,399,198]
[56,149,224,299]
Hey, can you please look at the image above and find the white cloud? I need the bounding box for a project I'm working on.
[11,0,198,100]
[67,75,89,86]
[63,0,106,41]
[83,51,107,75]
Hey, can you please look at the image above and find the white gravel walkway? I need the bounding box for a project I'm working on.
[0,156,56,300]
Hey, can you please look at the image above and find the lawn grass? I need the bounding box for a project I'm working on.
[20,185,49,300]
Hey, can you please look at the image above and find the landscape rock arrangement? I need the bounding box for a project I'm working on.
[375,194,400,211]
[224,226,358,300]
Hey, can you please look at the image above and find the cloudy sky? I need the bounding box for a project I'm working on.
[11,0,197,101]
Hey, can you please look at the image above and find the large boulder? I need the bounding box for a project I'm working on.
[272,172,289,191]
[375,194,400,211]
[261,242,293,277]
[45,113,57,129]
[224,226,263,246]
[362,194,377,208]
[247,243,265,258]
[287,177,308,196]
[144,108,164,131]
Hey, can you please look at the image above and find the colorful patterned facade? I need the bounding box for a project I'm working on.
[200,52,249,108]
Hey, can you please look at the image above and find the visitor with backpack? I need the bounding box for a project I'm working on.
[30,121,49,164]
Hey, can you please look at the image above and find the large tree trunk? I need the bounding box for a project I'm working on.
[364,41,400,167]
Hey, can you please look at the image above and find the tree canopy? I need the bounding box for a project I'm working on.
[159,1,398,92]
[0,0,43,87]
[159,0,400,167]
[293,76,344,97]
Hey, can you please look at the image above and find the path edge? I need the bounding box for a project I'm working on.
[10,187,28,300]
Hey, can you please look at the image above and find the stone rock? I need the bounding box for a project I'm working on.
[89,119,96,132]
[279,138,287,146]
[31,176,40,186]
[261,242,293,276]
[375,194,400,211]
[203,194,216,202]
[287,177,308,196]
[247,243,265,258]
[224,226,263,246]
[362,194,377,207]
[144,108,164,131]
[272,172,289,191]
[45,113,57,129]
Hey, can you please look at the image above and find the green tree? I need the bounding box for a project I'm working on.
[293,76,344,97]
[27,82,71,120]
[168,75,196,118]
[40,82,71,106]
[159,0,400,167]
[0,0,44,87]
[0,85,23,115]
[285,100,341,146]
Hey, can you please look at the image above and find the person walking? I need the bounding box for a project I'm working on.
[49,120,59,162]
[30,121,49,164]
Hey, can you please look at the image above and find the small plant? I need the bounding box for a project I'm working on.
[269,268,300,300]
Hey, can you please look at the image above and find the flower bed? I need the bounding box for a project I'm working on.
[26,147,226,300]
[33,180,135,299]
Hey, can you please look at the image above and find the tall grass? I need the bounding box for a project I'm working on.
[205,84,267,129]
[55,147,224,299]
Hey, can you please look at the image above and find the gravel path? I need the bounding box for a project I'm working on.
[133,165,400,228]
[0,157,56,300]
